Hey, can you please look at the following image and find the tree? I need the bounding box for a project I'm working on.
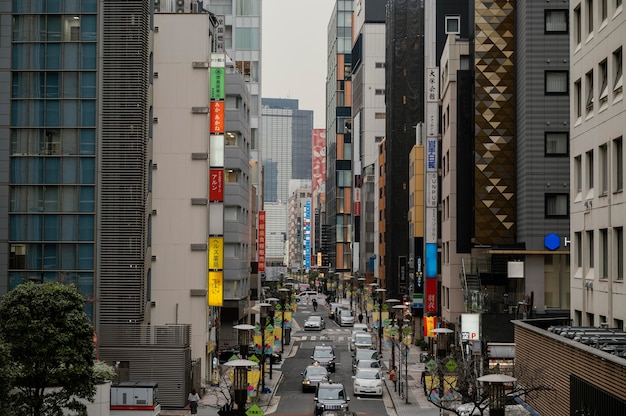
[0,282,97,416]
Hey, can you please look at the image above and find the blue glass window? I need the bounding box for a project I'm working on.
[80,158,95,184]
[46,44,61,69]
[46,73,60,98]
[47,15,62,40]
[28,158,44,184]
[82,0,97,12]
[80,129,95,155]
[62,101,78,126]
[63,43,79,70]
[44,158,60,184]
[62,157,77,184]
[81,15,97,40]
[64,0,80,13]
[12,101,44,126]
[63,72,79,98]
[79,186,94,212]
[44,215,58,241]
[77,244,94,269]
[81,101,96,126]
[43,244,57,269]
[47,0,61,13]
[45,186,59,211]
[81,43,96,70]
[81,72,96,98]
[46,100,60,126]
[78,215,94,241]
[60,244,76,269]
[61,215,76,241]
[26,244,43,269]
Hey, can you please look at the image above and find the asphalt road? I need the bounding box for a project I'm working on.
[271,297,390,416]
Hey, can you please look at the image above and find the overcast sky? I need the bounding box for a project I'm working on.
[262,0,336,128]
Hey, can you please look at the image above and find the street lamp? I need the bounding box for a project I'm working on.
[477,374,517,416]
[233,324,255,360]
[386,299,401,371]
[223,359,258,414]
[393,304,409,402]
[374,288,386,357]
[278,288,290,353]
[258,302,272,392]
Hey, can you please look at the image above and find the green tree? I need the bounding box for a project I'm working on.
[0,282,96,416]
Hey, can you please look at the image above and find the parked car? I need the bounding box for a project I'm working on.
[352,359,381,375]
[305,315,326,331]
[314,380,350,416]
[352,369,383,397]
[312,344,336,372]
[338,309,355,327]
[301,363,329,393]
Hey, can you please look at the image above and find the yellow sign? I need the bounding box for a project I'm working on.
[208,237,223,270]
[208,271,223,306]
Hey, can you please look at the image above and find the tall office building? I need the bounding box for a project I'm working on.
[261,98,313,204]
[325,0,354,282]
[351,0,386,283]
[570,0,625,325]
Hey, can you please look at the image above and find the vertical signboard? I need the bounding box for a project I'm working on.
[312,129,326,194]
[258,211,266,273]
[209,53,226,307]
[425,277,438,314]
[424,68,439,301]
[305,201,311,271]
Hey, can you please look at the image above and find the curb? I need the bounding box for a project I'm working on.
[260,370,284,414]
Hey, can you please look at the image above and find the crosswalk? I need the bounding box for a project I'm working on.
[294,328,352,343]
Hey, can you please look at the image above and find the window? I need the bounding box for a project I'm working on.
[601,0,608,21]
[225,169,239,183]
[600,229,608,278]
[587,230,595,269]
[545,194,569,217]
[576,156,583,192]
[546,71,568,95]
[585,70,594,112]
[575,79,582,117]
[586,150,594,189]
[599,59,609,102]
[616,227,624,280]
[574,5,582,44]
[374,112,386,119]
[614,137,623,192]
[375,62,384,68]
[576,231,583,268]
[600,144,609,194]
[545,10,568,32]
[545,132,569,156]
[445,15,460,34]
[618,0,623,9]
[614,47,623,92]
[586,0,594,34]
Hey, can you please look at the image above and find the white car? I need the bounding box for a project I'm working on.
[338,309,355,327]
[353,332,374,349]
[352,359,381,374]
[349,326,368,351]
[305,315,326,331]
[352,369,383,396]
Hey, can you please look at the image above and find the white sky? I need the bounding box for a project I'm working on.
[261,0,336,128]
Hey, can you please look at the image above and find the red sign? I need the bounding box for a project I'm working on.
[258,211,266,273]
[210,101,224,133]
[209,169,224,202]
[425,278,438,313]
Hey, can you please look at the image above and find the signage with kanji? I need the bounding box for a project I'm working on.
[208,271,223,307]
[246,403,264,416]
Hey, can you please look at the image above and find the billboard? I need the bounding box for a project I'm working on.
[258,211,266,273]
[312,129,326,193]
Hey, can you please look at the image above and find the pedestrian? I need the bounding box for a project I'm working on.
[358,312,364,323]
[188,387,200,415]
[312,298,318,311]
[389,366,397,391]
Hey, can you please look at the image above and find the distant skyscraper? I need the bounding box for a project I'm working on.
[261,98,313,203]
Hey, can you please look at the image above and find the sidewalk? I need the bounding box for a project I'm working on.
[380,342,441,416]
[160,340,294,416]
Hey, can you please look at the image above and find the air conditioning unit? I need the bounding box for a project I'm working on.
[154,0,160,12]
[176,0,190,13]
[153,72,158,78]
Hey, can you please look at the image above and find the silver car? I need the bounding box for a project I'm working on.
[301,364,329,392]
[305,315,326,331]
[338,309,354,327]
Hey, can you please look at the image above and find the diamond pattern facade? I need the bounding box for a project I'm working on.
[474,0,516,245]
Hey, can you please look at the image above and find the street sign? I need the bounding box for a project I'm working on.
[246,403,264,416]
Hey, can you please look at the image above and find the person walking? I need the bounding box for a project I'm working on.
[358,312,364,323]
[312,298,318,311]
[188,387,200,415]
[389,366,397,391]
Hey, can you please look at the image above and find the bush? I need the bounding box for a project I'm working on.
[93,361,116,384]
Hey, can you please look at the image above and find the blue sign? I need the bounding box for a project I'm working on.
[425,243,437,278]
